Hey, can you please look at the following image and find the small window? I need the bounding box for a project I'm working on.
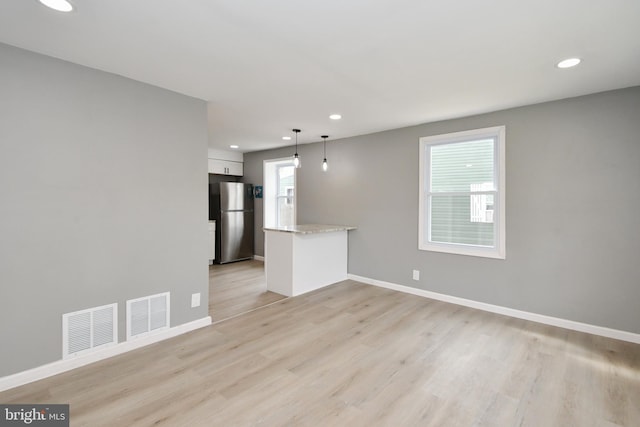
[264,158,296,228]
[419,126,505,259]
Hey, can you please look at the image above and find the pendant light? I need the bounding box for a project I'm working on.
[292,129,301,168]
[321,135,329,172]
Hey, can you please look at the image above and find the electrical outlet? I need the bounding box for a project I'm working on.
[191,293,201,308]
[412,270,420,281]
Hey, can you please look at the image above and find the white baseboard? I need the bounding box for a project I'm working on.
[0,316,212,392]
[348,274,640,345]
[253,255,265,262]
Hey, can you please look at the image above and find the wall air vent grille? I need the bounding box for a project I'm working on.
[62,303,118,359]
[126,292,170,340]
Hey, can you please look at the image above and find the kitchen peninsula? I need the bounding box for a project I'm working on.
[263,224,356,297]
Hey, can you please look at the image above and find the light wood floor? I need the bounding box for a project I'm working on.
[2,278,639,426]
[209,260,286,322]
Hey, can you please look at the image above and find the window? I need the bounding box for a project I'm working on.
[264,158,296,228]
[419,126,505,259]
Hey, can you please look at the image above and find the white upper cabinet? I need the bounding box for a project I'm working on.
[208,159,243,176]
[207,148,244,176]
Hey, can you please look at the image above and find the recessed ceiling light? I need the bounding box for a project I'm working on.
[38,0,74,12]
[556,58,581,69]
[229,145,239,149]
[329,114,342,120]
[282,136,291,140]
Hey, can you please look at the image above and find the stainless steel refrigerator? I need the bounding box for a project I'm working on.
[210,182,254,264]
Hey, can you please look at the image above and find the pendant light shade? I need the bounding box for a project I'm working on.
[321,135,329,172]
[292,129,301,168]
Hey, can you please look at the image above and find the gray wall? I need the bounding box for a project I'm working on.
[244,86,640,335]
[0,44,209,377]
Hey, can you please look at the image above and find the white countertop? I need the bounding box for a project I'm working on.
[263,224,356,234]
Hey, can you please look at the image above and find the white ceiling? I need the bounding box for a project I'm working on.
[1,1,639,152]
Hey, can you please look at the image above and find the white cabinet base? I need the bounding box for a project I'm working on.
[265,230,348,297]
[208,221,216,264]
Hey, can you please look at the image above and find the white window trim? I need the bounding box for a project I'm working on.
[263,157,297,228]
[419,126,506,259]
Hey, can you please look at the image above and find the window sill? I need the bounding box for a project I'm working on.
[419,242,505,259]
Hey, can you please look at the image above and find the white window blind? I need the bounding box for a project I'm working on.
[419,126,505,259]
